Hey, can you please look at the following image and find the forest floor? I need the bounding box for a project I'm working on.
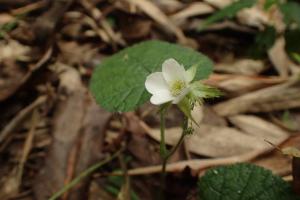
[0,0,300,200]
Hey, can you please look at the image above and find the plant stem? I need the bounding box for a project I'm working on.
[159,108,167,158]
[48,148,123,200]
[160,115,188,199]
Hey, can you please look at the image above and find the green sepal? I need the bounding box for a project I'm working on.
[190,82,222,99]
[178,97,199,126]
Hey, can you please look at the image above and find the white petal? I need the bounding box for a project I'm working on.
[150,92,174,105]
[162,58,186,84]
[185,65,197,83]
[172,88,190,104]
[145,72,170,94]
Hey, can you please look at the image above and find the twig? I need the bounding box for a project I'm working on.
[0,96,47,145]
[80,0,126,47]
[17,109,39,184]
[11,1,47,16]
[125,149,269,176]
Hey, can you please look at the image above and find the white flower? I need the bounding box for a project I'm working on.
[145,58,196,105]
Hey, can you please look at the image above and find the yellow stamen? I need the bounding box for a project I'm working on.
[170,80,186,96]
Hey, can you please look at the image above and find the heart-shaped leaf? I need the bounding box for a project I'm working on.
[90,40,213,112]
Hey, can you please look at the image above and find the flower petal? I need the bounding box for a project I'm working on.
[172,87,190,104]
[162,58,186,84]
[145,72,170,94]
[185,65,197,83]
[150,92,174,105]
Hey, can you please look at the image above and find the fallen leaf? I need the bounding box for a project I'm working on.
[229,115,289,144]
[214,59,267,75]
[268,37,300,77]
[237,5,269,29]
[145,124,272,157]
[215,75,286,96]
[0,40,30,62]
[213,76,300,116]
[171,2,214,26]
[152,0,184,13]
[203,0,233,8]
[125,0,188,44]
[33,63,111,200]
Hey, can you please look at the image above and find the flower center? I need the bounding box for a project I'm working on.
[170,80,186,96]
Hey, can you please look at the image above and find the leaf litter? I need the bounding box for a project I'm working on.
[0,0,300,199]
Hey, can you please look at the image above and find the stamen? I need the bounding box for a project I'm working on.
[170,80,186,96]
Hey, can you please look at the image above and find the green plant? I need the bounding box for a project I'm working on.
[198,163,300,200]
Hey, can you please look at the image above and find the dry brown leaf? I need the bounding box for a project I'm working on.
[237,5,269,29]
[57,41,98,66]
[0,13,14,24]
[201,106,228,126]
[80,0,126,46]
[268,37,300,77]
[171,2,214,26]
[214,59,267,75]
[34,63,111,200]
[204,74,286,96]
[213,76,300,116]
[120,17,152,40]
[229,115,289,144]
[203,0,233,8]
[265,5,286,33]
[146,123,273,157]
[152,0,184,13]
[254,135,300,176]
[124,0,188,44]
[0,47,52,101]
[0,40,30,62]
[0,168,19,200]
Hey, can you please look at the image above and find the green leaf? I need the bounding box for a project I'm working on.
[90,40,213,112]
[199,0,257,30]
[280,2,300,27]
[292,53,300,64]
[198,163,300,200]
[248,26,276,59]
[264,0,279,10]
[285,28,300,55]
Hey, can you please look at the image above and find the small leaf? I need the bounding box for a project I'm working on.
[198,163,300,200]
[292,53,300,64]
[285,29,300,55]
[264,0,279,10]
[248,26,276,59]
[280,2,300,27]
[90,40,213,112]
[199,0,257,30]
